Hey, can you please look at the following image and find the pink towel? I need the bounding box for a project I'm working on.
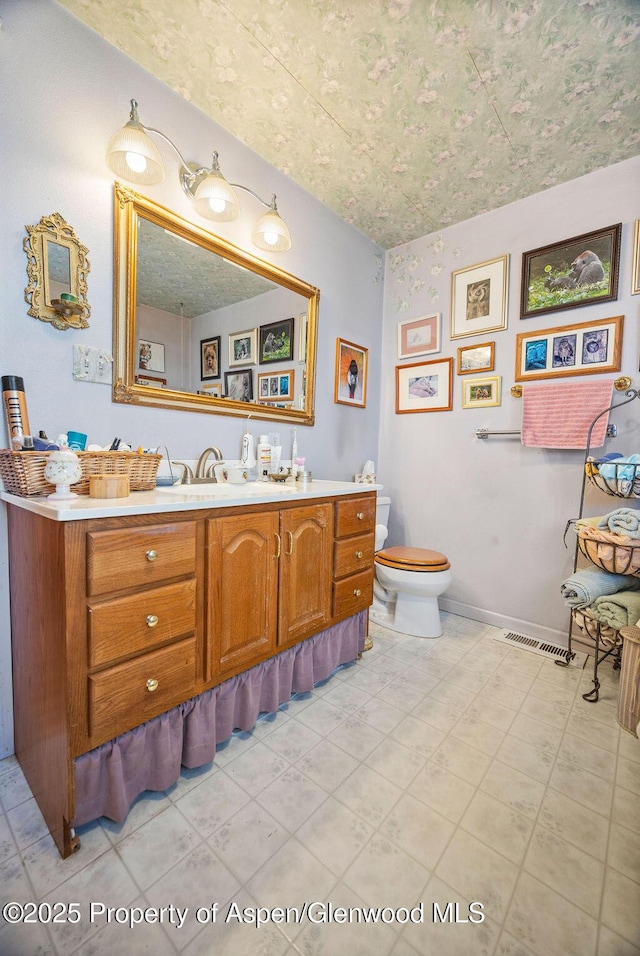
[521,379,614,448]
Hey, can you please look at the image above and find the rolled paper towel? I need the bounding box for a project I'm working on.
[560,566,640,608]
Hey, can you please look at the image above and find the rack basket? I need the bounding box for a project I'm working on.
[577,531,640,577]
[0,450,161,497]
[586,460,640,499]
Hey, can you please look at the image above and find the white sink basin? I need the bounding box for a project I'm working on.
[157,481,297,496]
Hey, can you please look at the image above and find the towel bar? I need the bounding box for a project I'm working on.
[510,376,632,398]
[476,425,618,440]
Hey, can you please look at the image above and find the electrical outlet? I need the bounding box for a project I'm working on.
[72,345,113,384]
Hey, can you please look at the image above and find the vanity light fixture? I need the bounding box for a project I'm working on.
[105,99,292,252]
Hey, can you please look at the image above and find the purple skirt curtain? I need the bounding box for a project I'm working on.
[74,612,366,826]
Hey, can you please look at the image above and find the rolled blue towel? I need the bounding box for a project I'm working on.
[598,454,640,481]
[560,566,640,608]
[597,508,640,536]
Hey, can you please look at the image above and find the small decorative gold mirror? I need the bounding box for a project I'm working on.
[24,213,91,330]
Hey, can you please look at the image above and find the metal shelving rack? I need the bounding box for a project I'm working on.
[560,388,640,701]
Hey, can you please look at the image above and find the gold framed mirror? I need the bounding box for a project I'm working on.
[24,212,91,330]
[113,183,319,425]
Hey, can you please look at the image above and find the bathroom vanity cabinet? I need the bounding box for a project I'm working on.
[3,483,376,858]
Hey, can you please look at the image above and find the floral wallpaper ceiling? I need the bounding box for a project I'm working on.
[59,0,639,250]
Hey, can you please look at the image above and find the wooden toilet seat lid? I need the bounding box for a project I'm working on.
[376,546,450,572]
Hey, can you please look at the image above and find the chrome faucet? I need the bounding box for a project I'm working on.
[195,446,223,481]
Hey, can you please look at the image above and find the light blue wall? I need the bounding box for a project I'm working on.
[0,0,384,757]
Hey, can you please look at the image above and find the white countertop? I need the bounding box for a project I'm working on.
[0,480,381,521]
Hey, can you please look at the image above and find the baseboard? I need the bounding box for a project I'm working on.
[439,597,569,648]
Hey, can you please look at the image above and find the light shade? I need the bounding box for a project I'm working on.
[106,118,165,185]
[193,168,240,221]
[252,205,292,252]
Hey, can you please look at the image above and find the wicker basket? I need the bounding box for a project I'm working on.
[0,449,161,497]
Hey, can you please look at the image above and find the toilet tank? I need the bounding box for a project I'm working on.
[375,495,391,551]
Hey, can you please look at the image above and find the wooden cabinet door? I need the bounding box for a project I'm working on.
[206,512,279,678]
[278,503,332,646]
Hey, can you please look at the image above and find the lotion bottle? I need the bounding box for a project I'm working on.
[257,434,271,481]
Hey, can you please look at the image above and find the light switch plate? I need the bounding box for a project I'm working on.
[73,345,113,384]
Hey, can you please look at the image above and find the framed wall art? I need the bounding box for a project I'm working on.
[199,382,222,397]
[520,223,621,319]
[457,341,495,375]
[396,357,453,414]
[258,369,294,402]
[135,374,166,388]
[632,219,640,296]
[451,255,509,340]
[335,338,368,407]
[224,368,253,402]
[200,335,221,380]
[397,313,441,359]
[462,375,501,409]
[259,318,294,364]
[138,339,165,373]
[515,315,623,383]
[228,328,257,367]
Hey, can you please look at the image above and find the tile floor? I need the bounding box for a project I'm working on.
[1,612,639,955]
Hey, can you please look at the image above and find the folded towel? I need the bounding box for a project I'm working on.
[591,590,640,630]
[598,508,640,536]
[575,515,604,529]
[598,455,640,481]
[560,566,640,608]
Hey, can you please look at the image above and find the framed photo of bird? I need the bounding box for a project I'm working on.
[450,255,509,340]
[520,224,621,320]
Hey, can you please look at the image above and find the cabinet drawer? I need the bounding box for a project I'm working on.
[88,579,196,668]
[89,637,196,742]
[333,569,374,618]
[334,533,375,579]
[334,496,375,539]
[87,522,196,596]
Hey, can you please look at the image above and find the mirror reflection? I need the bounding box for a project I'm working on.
[44,240,72,303]
[113,183,318,426]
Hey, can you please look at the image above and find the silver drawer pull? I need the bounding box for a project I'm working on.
[145,549,158,562]
[356,512,364,520]
[355,550,363,559]
[146,678,159,692]
[146,614,159,628]
[353,588,362,597]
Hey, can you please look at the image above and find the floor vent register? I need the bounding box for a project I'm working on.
[493,629,587,669]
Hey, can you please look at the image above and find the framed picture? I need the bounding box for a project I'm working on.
[199,382,222,397]
[135,374,166,388]
[451,255,509,339]
[138,339,165,373]
[259,318,294,364]
[228,328,257,367]
[395,357,453,414]
[200,335,221,380]
[515,315,623,383]
[520,223,621,319]
[334,338,368,408]
[462,375,501,408]
[224,368,253,402]
[397,313,441,359]
[258,369,294,402]
[632,220,640,296]
[457,341,495,375]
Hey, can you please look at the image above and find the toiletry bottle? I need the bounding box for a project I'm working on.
[2,375,31,449]
[290,427,298,478]
[257,434,271,481]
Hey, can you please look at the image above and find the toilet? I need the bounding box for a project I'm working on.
[370,495,452,638]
